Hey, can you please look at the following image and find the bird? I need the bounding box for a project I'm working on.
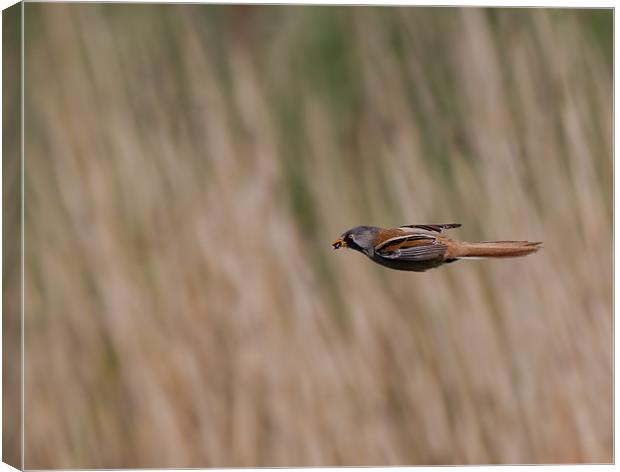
[332,224,542,272]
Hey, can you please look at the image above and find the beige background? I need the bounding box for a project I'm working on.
[15,4,613,468]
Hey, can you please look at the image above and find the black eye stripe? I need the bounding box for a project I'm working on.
[344,234,362,252]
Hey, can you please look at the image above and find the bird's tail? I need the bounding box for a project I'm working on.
[454,240,542,258]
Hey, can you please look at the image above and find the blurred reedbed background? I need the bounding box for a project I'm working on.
[5,3,613,468]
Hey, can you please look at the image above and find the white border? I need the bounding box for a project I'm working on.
[0,1,615,472]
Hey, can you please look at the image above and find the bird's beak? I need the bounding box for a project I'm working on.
[332,238,347,250]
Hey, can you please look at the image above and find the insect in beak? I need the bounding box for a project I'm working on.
[332,238,347,250]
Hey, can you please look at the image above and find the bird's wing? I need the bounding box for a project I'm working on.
[399,224,461,233]
[375,234,448,261]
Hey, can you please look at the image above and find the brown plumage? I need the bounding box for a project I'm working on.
[444,240,542,259]
[332,224,542,272]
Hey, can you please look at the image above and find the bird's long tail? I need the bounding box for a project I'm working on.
[453,240,542,258]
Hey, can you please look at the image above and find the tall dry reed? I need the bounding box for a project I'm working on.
[15,4,612,467]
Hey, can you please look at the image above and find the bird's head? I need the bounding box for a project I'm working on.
[332,226,377,253]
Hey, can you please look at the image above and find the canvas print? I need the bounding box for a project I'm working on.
[2,3,612,468]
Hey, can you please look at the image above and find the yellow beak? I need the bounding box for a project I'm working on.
[332,238,347,250]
